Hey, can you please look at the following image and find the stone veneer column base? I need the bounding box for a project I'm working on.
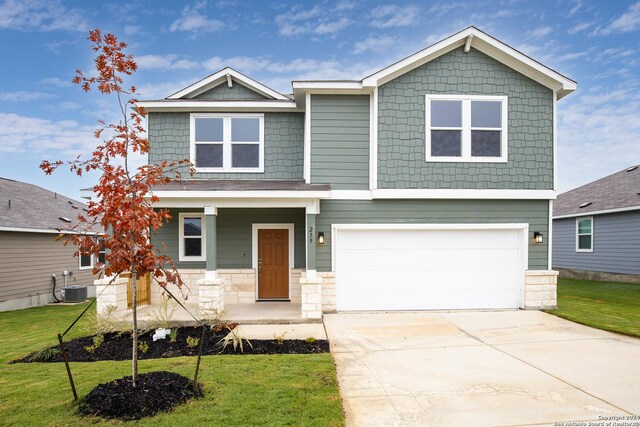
[300,272,323,319]
[198,278,225,317]
[524,270,559,310]
[94,276,128,317]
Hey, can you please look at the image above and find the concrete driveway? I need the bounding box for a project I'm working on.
[324,311,640,426]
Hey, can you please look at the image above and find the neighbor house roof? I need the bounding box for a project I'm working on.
[553,165,640,218]
[0,177,99,234]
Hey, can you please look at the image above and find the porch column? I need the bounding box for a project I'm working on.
[198,206,224,317]
[301,209,323,319]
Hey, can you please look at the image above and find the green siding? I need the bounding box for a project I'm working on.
[152,208,306,270]
[148,112,304,179]
[378,47,554,190]
[311,95,370,189]
[193,82,267,100]
[314,200,549,271]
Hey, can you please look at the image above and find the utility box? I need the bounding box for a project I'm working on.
[62,286,87,303]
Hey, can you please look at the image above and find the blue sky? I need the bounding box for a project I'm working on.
[0,0,639,200]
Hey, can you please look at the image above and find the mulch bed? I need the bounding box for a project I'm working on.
[14,324,329,363]
[78,371,201,420]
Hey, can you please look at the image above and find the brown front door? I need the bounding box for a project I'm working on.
[258,229,289,299]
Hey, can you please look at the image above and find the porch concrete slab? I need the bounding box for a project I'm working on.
[235,323,326,340]
[440,310,615,345]
[325,311,638,426]
[225,302,310,324]
[323,312,479,353]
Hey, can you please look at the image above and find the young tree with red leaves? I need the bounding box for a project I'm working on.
[41,29,189,387]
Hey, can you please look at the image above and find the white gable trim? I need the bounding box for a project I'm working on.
[361,27,576,98]
[553,205,640,219]
[167,67,289,100]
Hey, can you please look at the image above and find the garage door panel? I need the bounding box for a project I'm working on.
[335,227,524,311]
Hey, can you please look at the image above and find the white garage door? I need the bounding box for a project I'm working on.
[334,226,525,311]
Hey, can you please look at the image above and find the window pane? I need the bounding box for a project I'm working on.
[431,130,461,156]
[195,144,223,168]
[98,252,106,264]
[578,235,592,250]
[183,217,202,236]
[431,100,462,127]
[195,118,223,142]
[232,144,260,168]
[184,238,202,257]
[231,118,260,142]
[471,130,501,157]
[578,220,592,234]
[472,101,502,128]
[80,254,92,267]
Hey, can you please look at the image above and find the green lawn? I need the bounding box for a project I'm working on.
[0,302,344,426]
[546,278,640,338]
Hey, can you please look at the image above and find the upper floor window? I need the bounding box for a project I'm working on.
[576,217,593,252]
[190,113,264,172]
[425,95,508,163]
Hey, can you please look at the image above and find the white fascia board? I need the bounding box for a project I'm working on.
[371,189,557,200]
[167,67,288,100]
[151,197,321,209]
[552,205,640,219]
[331,223,529,231]
[136,100,300,113]
[292,81,363,90]
[361,27,576,97]
[0,226,99,235]
[151,190,330,199]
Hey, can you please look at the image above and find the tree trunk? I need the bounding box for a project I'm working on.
[131,265,138,387]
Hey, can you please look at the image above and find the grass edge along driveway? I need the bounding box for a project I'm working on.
[0,301,345,426]
[546,277,640,338]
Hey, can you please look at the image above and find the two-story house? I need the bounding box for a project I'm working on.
[130,27,576,320]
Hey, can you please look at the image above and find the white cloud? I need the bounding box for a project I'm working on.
[335,1,357,12]
[124,25,140,36]
[0,91,56,102]
[530,26,553,38]
[0,113,94,155]
[597,1,640,34]
[275,5,352,37]
[354,36,395,54]
[0,0,88,32]
[568,0,583,17]
[169,1,225,34]
[39,77,73,87]
[567,21,592,34]
[136,54,199,71]
[136,79,197,100]
[369,4,420,29]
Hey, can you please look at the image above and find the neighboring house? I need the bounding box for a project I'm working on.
[128,26,575,319]
[0,177,100,311]
[552,165,640,283]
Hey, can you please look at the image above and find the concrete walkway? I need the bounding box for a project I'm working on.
[324,311,640,426]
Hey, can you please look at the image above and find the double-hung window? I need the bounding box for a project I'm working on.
[425,95,508,162]
[79,250,93,270]
[191,113,264,172]
[576,217,593,252]
[179,213,206,261]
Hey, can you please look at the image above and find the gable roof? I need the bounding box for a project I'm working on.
[167,67,289,100]
[553,165,640,218]
[293,26,576,101]
[0,177,98,234]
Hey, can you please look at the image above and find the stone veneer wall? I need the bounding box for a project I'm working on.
[319,272,336,313]
[524,270,558,310]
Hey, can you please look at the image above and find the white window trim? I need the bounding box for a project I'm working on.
[179,212,206,262]
[78,250,93,270]
[190,113,265,173]
[575,216,594,253]
[425,94,508,163]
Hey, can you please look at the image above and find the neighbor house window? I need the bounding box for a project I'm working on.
[179,213,206,261]
[425,95,508,162]
[576,217,593,252]
[97,239,106,265]
[79,249,93,270]
[191,113,264,172]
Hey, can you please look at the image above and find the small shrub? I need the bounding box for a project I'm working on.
[138,341,149,354]
[85,334,104,353]
[83,304,125,336]
[212,322,238,333]
[200,307,225,327]
[274,331,288,347]
[305,337,317,344]
[219,326,252,353]
[168,328,178,343]
[29,347,61,362]
[186,336,200,348]
[150,294,177,330]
